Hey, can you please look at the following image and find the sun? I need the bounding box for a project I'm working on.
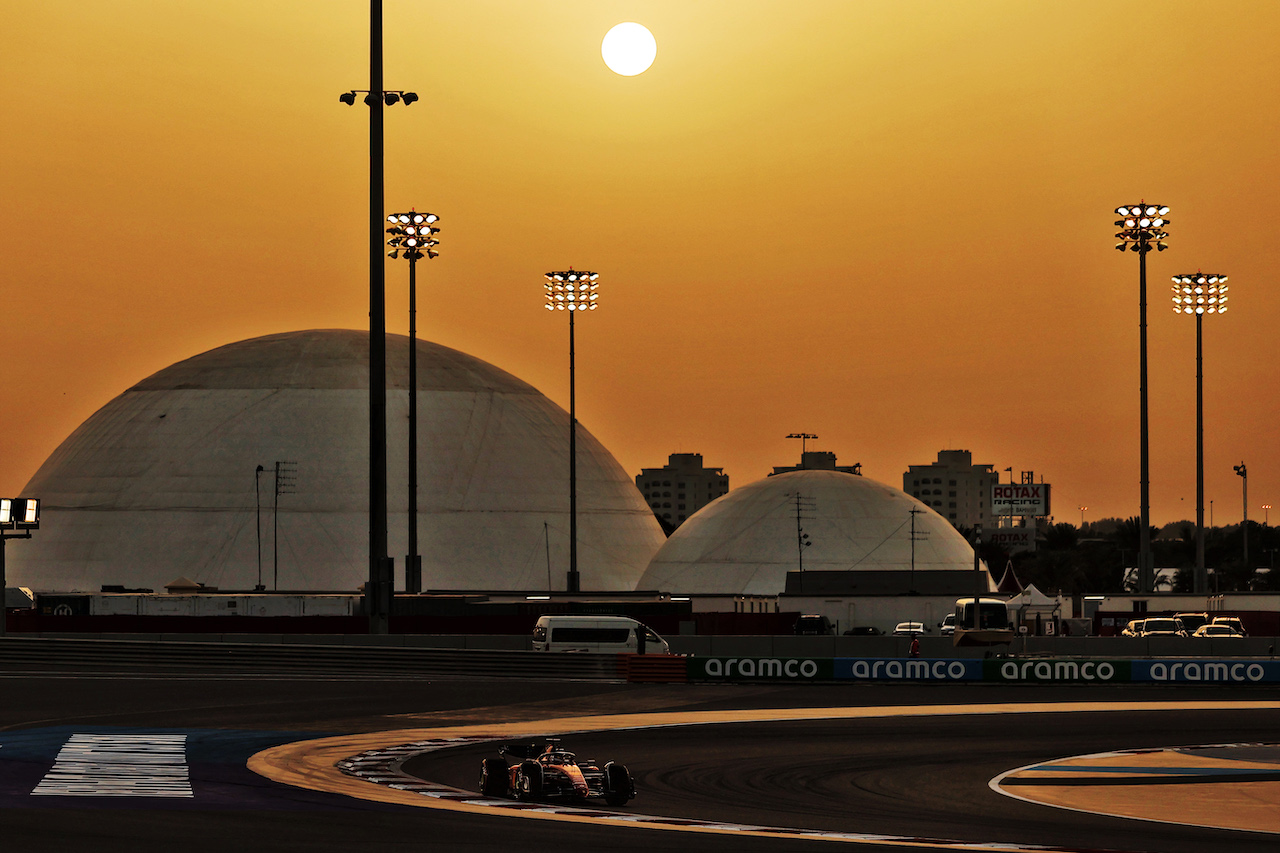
[601,22,656,76]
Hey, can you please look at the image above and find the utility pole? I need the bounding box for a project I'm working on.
[792,493,815,573]
[273,461,297,590]
[908,506,929,594]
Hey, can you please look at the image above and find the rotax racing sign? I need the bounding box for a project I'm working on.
[992,483,1050,516]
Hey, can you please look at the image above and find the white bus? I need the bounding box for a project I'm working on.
[952,597,1014,646]
[532,615,670,654]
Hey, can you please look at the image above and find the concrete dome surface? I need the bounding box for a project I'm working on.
[637,470,979,594]
[11,330,663,592]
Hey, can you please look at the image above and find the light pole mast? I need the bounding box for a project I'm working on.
[1113,202,1170,594]
[1172,272,1228,595]
[544,269,600,593]
[1235,462,1248,568]
[339,2,419,631]
[387,211,441,595]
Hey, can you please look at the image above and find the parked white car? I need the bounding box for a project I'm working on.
[892,621,929,636]
[1139,617,1187,638]
[1193,623,1243,638]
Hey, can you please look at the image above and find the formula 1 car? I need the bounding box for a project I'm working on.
[479,739,635,806]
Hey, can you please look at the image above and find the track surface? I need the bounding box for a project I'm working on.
[2,672,1278,852]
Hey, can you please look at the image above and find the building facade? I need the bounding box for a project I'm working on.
[636,453,729,528]
[904,449,999,530]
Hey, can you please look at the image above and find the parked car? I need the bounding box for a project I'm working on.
[938,613,956,636]
[1211,616,1247,636]
[794,614,835,635]
[1193,623,1243,638]
[1120,619,1146,637]
[892,621,930,636]
[1139,617,1187,638]
[843,625,884,636]
[1175,612,1210,633]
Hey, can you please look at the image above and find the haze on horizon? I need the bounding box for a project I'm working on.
[4,1,1278,528]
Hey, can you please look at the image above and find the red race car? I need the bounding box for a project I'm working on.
[480,739,635,807]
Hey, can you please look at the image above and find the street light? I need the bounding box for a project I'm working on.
[1113,201,1170,594]
[386,210,441,595]
[1172,271,1227,594]
[544,268,599,593]
[0,498,40,637]
[1263,504,1272,526]
[1235,462,1248,567]
[338,2,420,633]
[1079,505,1088,529]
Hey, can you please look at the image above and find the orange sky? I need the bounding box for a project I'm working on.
[4,1,1279,527]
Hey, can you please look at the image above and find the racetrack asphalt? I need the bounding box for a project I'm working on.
[2,672,1279,853]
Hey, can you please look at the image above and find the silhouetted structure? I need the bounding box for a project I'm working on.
[904,449,999,529]
[636,453,729,528]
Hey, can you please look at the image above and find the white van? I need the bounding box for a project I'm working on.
[532,615,670,654]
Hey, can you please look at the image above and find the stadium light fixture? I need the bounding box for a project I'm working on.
[1172,271,1228,595]
[544,269,600,593]
[1111,200,1170,595]
[386,210,441,595]
[338,7,422,632]
[0,498,40,637]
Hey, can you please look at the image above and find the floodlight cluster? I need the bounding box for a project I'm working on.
[1113,203,1170,252]
[1171,273,1228,316]
[385,211,441,260]
[0,497,40,528]
[544,270,600,312]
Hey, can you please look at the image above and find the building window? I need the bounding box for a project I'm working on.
[662,502,671,508]
[949,491,957,497]
[933,478,942,484]
[949,502,957,508]
[949,479,957,486]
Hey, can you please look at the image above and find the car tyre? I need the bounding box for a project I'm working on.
[480,758,508,797]
[517,759,543,801]
[604,762,633,807]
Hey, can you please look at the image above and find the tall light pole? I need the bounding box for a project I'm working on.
[338,1,419,633]
[1114,201,1170,594]
[1079,505,1088,529]
[387,210,440,595]
[0,499,40,637]
[1172,272,1227,595]
[1235,462,1248,568]
[544,269,599,593]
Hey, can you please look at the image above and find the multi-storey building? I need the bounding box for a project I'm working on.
[904,449,999,530]
[635,453,729,528]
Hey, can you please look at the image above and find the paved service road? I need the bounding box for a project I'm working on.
[2,672,1279,852]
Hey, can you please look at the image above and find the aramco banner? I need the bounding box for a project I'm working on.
[992,483,1051,517]
[687,657,1280,684]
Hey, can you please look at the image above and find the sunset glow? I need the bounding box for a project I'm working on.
[4,1,1279,527]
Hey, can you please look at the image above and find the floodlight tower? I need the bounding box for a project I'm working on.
[544,269,600,593]
[1113,201,1170,595]
[387,210,441,595]
[337,0,419,633]
[1171,272,1228,594]
[1235,462,1248,567]
[0,498,40,637]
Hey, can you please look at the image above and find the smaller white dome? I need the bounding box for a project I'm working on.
[638,470,980,594]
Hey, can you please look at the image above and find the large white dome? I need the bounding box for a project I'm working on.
[637,470,981,595]
[11,330,664,593]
